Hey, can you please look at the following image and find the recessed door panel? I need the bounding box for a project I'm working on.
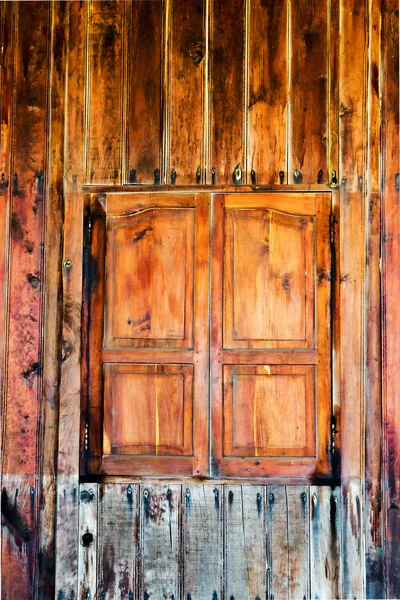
[105,208,194,348]
[224,209,314,348]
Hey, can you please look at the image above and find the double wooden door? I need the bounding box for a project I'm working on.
[85,191,333,480]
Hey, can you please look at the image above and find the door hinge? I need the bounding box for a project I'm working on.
[330,415,337,454]
[84,422,89,451]
[330,214,335,245]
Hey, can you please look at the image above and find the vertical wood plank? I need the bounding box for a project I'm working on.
[167,0,206,185]
[55,1,87,596]
[98,483,138,599]
[127,0,163,184]
[267,486,310,599]
[78,483,99,599]
[225,485,267,600]
[289,0,329,184]
[1,2,50,598]
[183,484,224,599]
[209,0,246,184]
[365,0,383,596]
[382,0,400,597]
[247,0,288,185]
[328,0,340,178]
[38,2,67,596]
[310,486,342,599]
[139,483,181,600]
[342,480,364,598]
[86,0,125,184]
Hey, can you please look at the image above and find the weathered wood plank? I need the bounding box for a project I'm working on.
[209,0,246,184]
[55,1,87,596]
[382,0,400,597]
[225,485,267,600]
[328,0,340,179]
[127,0,163,184]
[289,0,329,184]
[183,484,224,599]
[310,486,342,599]
[86,0,125,184]
[78,483,99,600]
[139,483,181,599]
[247,0,288,185]
[1,2,50,597]
[267,486,310,599]
[38,2,67,596]
[167,0,206,185]
[98,483,138,599]
[342,480,364,598]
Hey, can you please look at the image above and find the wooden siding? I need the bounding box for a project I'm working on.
[0,0,396,598]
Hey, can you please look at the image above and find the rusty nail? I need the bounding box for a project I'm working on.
[28,275,39,289]
[171,169,177,185]
[279,171,285,184]
[269,492,274,503]
[317,169,323,184]
[90,169,95,178]
[294,169,302,183]
[331,170,338,185]
[196,166,201,184]
[233,163,242,184]
[251,169,256,184]
[341,176,347,186]
[211,167,216,185]
[129,169,136,184]
[64,259,72,269]
[72,174,77,184]
[154,168,160,185]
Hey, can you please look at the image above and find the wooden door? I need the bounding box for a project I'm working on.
[211,193,333,479]
[85,192,210,476]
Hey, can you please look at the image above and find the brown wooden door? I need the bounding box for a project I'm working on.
[85,192,210,476]
[211,193,333,479]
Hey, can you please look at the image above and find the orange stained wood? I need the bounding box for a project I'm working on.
[86,192,210,477]
[211,192,333,479]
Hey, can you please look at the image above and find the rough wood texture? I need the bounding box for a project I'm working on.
[139,484,181,599]
[289,0,329,184]
[98,483,138,598]
[183,484,224,598]
[86,0,125,185]
[1,3,50,598]
[127,0,163,184]
[225,485,267,599]
[310,486,342,599]
[78,483,98,599]
[55,1,87,597]
[247,0,288,184]
[382,0,400,597]
[267,486,310,599]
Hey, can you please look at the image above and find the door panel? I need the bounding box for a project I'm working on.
[86,193,209,476]
[211,193,332,479]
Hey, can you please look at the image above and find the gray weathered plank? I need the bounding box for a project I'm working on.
[98,483,138,599]
[139,483,181,599]
[183,484,224,599]
[267,486,310,599]
[78,483,99,600]
[342,479,364,599]
[225,485,267,599]
[310,486,342,599]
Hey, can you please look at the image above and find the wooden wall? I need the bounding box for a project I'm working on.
[0,0,398,598]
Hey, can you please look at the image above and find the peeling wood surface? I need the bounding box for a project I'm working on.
[78,483,98,600]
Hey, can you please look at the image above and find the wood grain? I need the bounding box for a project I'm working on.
[167,0,206,185]
[248,0,288,184]
[1,3,50,597]
[209,0,246,184]
[381,1,400,597]
[139,484,181,599]
[127,0,163,184]
[78,483,99,599]
[225,485,267,599]
[310,486,342,599]
[183,484,224,598]
[86,0,125,184]
[289,0,329,184]
[98,483,138,598]
[55,1,87,596]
